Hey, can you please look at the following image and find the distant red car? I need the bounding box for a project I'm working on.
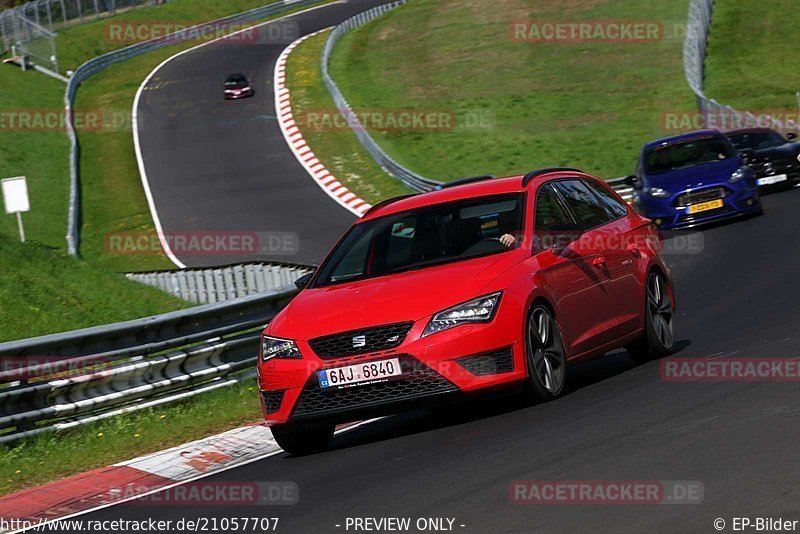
[258,169,676,454]
[223,73,254,100]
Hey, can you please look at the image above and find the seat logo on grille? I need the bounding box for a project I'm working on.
[352,335,367,348]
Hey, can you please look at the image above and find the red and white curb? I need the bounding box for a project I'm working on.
[274,30,372,217]
[0,420,376,532]
[0,425,280,531]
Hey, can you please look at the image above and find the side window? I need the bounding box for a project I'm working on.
[534,184,575,252]
[583,180,628,219]
[553,180,612,228]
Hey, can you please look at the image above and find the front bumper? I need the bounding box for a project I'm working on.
[638,184,761,230]
[258,304,526,425]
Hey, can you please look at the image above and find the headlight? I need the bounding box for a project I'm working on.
[796,152,800,163]
[729,167,749,183]
[422,292,502,337]
[646,187,670,198]
[260,335,302,362]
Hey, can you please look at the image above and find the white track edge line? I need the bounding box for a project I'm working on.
[132,1,350,269]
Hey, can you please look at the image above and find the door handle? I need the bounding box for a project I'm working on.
[592,256,607,268]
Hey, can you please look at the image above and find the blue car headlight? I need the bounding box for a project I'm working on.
[729,167,749,183]
[422,292,502,337]
[260,335,303,362]
[646,187,671,198]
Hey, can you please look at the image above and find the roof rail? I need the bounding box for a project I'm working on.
[435,175,497,190]
[361,194,418,218]
[521,167,584,187]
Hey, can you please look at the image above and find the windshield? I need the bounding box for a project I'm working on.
[644,136,737,175]
[727,131,786,150]
[225,76,248,87]
[314,194,524,287]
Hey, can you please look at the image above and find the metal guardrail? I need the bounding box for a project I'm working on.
[64,0,323,255]
[0,286,297,445]
[127,262,314,304]
[321,2,634,200]
[683,0,791,132]
[321,1,442,193]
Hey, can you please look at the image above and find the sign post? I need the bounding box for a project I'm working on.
[2,177,31,243]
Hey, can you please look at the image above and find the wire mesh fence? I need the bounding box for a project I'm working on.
[0,0,162,63]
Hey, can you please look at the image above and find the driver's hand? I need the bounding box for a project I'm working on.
[499,234,516,248]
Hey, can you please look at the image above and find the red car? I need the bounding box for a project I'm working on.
[223,73,254,100]
[258,169,676,454]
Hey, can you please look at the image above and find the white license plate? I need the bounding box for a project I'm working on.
[757,174,787,186]
[317,358,402,389]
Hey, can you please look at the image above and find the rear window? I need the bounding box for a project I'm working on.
[314,194,524,286]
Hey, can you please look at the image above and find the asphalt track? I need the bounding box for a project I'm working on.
[121,1,800,531]
[72,187,800,532]
[135,0,390,267]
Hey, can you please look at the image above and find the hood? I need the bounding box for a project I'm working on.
[268,252,524,340]
[645,156,742,190]
[751,142,800,159]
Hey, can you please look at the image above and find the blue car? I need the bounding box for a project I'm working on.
[628,129,762,229]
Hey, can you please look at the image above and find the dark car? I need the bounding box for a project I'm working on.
[224,73,254,100]
[628,129,761,229]
[725,128,800,190]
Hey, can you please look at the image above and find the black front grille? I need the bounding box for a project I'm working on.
[308,322,414,360]
[457,347,515,376]
[292,355,457,418]
[262,390,285,413]
[750,156,800,180]
[674,187,728,207]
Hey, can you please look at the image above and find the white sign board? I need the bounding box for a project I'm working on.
[2,177,30,214]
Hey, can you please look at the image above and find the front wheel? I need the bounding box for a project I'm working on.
[523,305,567,401]
[271,423,334,456]
[627,271,675,363]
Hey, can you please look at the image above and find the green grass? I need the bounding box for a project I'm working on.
[705,0,800,111]
[286,31,412,204]
[326,0,694,182]
[0,233,186,342]
[0,379,261,496]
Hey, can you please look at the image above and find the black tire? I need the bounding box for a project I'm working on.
[522,304,567,401]
[627,271,676,363]
[271,423,334,456]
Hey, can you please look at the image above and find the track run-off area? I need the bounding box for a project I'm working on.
[90,0,800,532]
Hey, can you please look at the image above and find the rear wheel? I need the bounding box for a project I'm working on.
[523,305,567,401]
[271,423,334,456]
[627,271,675,363]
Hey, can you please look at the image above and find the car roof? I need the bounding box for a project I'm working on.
[643,129,723,150]
[360,170,596,221]
[724,127,776,136]
[226,73,247,80]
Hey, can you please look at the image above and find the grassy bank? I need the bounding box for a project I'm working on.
[285,31,411,204]
[705,0,799,112]
[0,233,186,342]
[325,0,694,182]
[0,379,260,496]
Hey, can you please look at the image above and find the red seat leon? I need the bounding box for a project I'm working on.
[258,169,676,454]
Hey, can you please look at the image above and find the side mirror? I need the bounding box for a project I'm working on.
[294,272,314,290]
[623,175,639,187]
[787,132,798,141]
